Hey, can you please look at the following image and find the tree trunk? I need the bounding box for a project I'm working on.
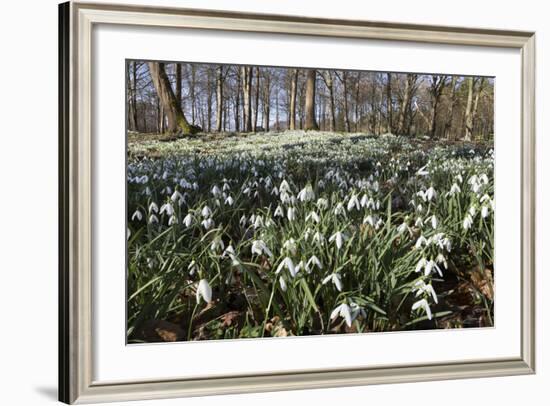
[147,62,198,134]
[215,66,223,132]
[175,63,182,105]
[471,78,485,139]
[262,73,271,131]
[355,72,361,132]
[304,69,319,131]
[342,71,351,132]
[397,74,417,135]
[463,77,476,141]
[386,73,392,133]
[445,76,458,140]
[321,71,336,131]
[289,69,299,130]
[253,66,260,132]
[429,75,446,139]
[241,66,253,132]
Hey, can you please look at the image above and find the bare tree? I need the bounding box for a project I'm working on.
[241,66,253,132]
[215,66,224,132]
[289,69,299,130]
[320,70,337,131]
[304,69,319,131]
[386,73,393,133]
[397,74,418,135]
[429,75,448,138]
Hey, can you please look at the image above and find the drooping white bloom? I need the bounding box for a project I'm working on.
[333,202,345,216]
[322,273,343,292]
[417,165,429,176]
[279,276,287,292]
[312,231,325,246]
[426,186,436,202]
[274,205,284,218]
[481,205,489,218]
[149,214,159,224]
[224,195,234,206]
[251,239,273,258]
[211,185,222,197]
[280,179,292,194]
[306,211,320,223]
[347,194,361,211]
[188,260,199,275]
[168,215,178,226]
[201,218,214,230]
[196,279,212,304]
[430,215,438,229]
[297,184,315,202]
[463,214,474,230]
[306,255,322,272]
[414,280,439,304]
[210,236,225,253]
[447,183,461,196]
[287,207,296,222]
[171,190,184,205]
[316,198,329,210]
[148,202,159,213]
[412,298,432,320]
[283,238,297,255]
[415,235,429,249]
[415,258,427,274]
[253,215,264,229]
[276,257,298,278]
[329,231,345,250]
[131,210,143,221]
[183,213,193,227]
[160,202,174,216]
[201,205,212,218]
[330,303,353,327]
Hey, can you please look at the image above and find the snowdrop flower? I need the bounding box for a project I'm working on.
[131,210,143,221]
[168,215,178,226]
[306,255,322,272]
[280,179,291,193]
[430,215,438,229]
[417,165,429,176]
[127,228,131,240]
[274,205,284,218]
[316,198,329,210]
[426,186,436,201]
[149,214,159,224]
[253,215,264,229]
[333,202,346,216]
[276,257,298,278]
[210,236,225,253]
[279,276,287,292]
[160,202,174,216]
[469,206,476,217]
[412,298,432,320]
[283,238,297,255]
[363,215,376,227]
[148,202,159,213]
[436,253,448,270]
[196,279,212,304]
[211,185,221,197]
[187,260,199,275]
[201,205,212,218]
[463,214,474,230]
[481,205,489,218]
[183,213,193,228]
[312,231,325,246]
[415,217,424,228]
[251,239,273,258]
[306,211,320,223]
[287,207,296,222]
[239,215,247,227]
[415,258,427,274]
[322,273,343,292]
[201,218,214,230]
[171,190,184,205]
[414,280,438,304]
[330,303,352,327]
[415,235,429,249]
[329,231,345,250]
[347,194,361,211]
[297,184,315,202]
[224,195,234,206]
[447,183,461,197]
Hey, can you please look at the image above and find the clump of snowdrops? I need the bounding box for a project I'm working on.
[127,131,494,342]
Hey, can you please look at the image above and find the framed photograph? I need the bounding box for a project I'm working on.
[59,1,536,403]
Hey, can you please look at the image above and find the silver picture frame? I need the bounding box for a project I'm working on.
[58,1,536,403]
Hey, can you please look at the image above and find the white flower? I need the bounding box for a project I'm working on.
[283,238,297,255]
[210,236,225,252]
[412,298,432,320]
[201,205,212,218]
[447,183,461,196]
[333,202,346,216]
[297,184,315,202]
[188,260,199,275]
[211,185,221,197]
[196,279,212,304]
[201,218,214,230]
[306,255,323,272]
[287,207,296,221]
[414,280,438,304]
[306,211,320,223]
[274,205,284,217]
[149,214,159,224]
[276,257,298,278]
[131,210,142,221]
[224,195,234,206]
[253,215,264,229]
[183,213,193,227]
[279,276,287,292]
[329,231,345,250]
[415,258,427,274]
[168,215,178,226]
[430,215,438,229]
[415,235,428,249]
[426,186,436,201]
[280,179,291,193]
[160,202,174,216]
[463,214,474,230]
[322,273,343,292]
[251,239,273,258]
[481,205,489,218]
[417,165,429,176]
[330,303,352,327]
[171,190,184,205]
[148,202,159,213]
[347,194,360,211]
[316,198,329,210]
[312,231,325,246]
